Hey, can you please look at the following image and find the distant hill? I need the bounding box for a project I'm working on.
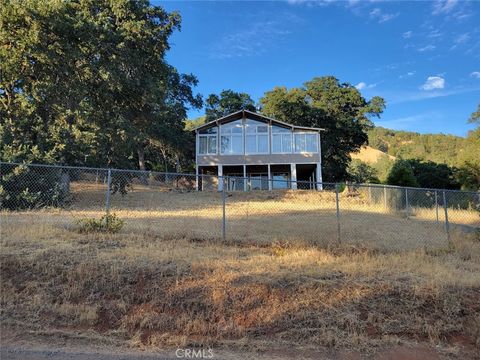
[367,127,470,167]
[351,146,396,164]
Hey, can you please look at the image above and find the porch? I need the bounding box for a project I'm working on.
[196,164,322,191]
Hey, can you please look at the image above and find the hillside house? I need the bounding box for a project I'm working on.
[194,110,324,191]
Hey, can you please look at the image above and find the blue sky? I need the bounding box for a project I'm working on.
[160,0,480,137]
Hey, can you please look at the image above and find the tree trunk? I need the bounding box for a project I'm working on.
[137,146,148,184]
[175,154,181,173]
[137,146,146,171]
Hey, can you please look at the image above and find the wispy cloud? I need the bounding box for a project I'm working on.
[355,82,377,90]
[385,85,480,105]
[420,76,445,90]
[376,112,442,129]
[471,71,480,79]
[369,8,399,23]
[432,0,474,20]
[210,14,300,59]
[402,30,413,39]
[432,0,458,15]
[418,45,436,52]
[399,71,416,79]
[455,33,470,44]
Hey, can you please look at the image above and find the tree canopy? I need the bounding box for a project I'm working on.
[205,90,256,121]
[260,76,385,181]
[386,160,418,187]
[0,0,201,170]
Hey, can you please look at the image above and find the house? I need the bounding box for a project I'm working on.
[193,109,324,191]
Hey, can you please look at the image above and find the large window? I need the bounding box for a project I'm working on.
[220,120,243,154]
[294,132,318,153]
[198,127,217,155]
[245,120,268,154]
[272,125,292,153]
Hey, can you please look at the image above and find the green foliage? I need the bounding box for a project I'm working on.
[0,164,68,210]
[386,160,418,187]
[370,154,395,183]
[77,213,124,234]
[184,116,207,131]
[205,90,256,121]
[368,127,466,167]
[455,162,480,191]
[406,159,459,189]
[468,104,480,124]
[347,160,380,184]
[0,0,201,172]
[260,77,385,181]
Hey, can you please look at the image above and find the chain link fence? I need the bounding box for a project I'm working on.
[1,162,479,250]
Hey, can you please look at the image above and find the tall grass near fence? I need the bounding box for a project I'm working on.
[1,162,479,250]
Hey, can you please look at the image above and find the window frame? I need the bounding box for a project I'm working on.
[293,132,319,154]
[220,120,244,155]
[245,122,270,155]
[271,126,293,154]
[197,133,217,155]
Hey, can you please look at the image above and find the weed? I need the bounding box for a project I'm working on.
[76,213,124,233]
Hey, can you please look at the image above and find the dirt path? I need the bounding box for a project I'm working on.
[0,344,451,360]
[0,328,465,360]
[1,347,177,360]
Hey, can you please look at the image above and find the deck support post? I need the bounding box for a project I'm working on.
[290,163,297,190]
[243,165,247,191]
[316,162,323,190]
[218,164,223,192]
[268,164,272,191]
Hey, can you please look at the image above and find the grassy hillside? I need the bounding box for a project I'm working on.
[351,146,396,164]
[367,127,477,167]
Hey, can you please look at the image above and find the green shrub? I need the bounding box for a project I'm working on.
[1,163,69,210]
[77,213,124,234]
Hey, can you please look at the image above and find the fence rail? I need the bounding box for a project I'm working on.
[1,162,479,251]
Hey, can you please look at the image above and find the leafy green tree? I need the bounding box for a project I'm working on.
[347,159,380,183]
[0,0,201,171]
[205,90,256,121]
[260,76,385,181]
[468,104,480,124]
[456,162,480,191]
[371,153,395,183]
[386,160,418,187]
[406,159,459,189]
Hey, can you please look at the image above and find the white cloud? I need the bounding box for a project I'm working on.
[376,112,441,129]
[402,31,413,39]
[355,82,366,90]
[418,45,436,52]
[355,82,377,90]
[399,71,416,79]
[454,33,470,44]
[420,76,445,91]
[210,14,300,59]
[471,72,480,79]
[369,8,399,23]
[432,0,458,15]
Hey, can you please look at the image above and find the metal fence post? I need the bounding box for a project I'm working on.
[383,185,387,211]
[335,183,341,244]
[443,190,450,244]
[222,176,227,242]
[434,190,439,223]
[105,169,112,223]
[405,188,409,218]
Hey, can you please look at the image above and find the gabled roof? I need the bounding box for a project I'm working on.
[192,109,325,132]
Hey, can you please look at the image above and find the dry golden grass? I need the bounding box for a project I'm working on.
[1,220,479,355]
[3,182,477,251]
[351,146,396,164]
[1,182,479,355]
